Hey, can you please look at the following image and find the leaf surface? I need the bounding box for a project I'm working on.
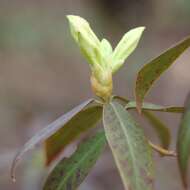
[100,38,113,58]
[45,105,102,165]
[43,131,106,190]
[177,93,190,188]
[135,36,190,112]
[112,27,145,73]
[103,101,154,190]
[11,99,94,181]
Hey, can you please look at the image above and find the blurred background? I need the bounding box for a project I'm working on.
[0,0,190,189]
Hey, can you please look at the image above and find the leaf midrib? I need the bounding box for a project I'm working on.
[110,102,140,190]
[57,135,105,190]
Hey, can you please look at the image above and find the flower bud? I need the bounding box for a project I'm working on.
[67,15,113,101]
[67,15,145,101]
[91,68,113,101]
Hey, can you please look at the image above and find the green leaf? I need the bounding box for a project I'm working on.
[103,101,154,190]
[143,111,170,149]
[67,15,101,67]
[177,93,190,188]
[43,131,106,190]
[112,27,145,73]
[100,38,113,58]
[67,15,109,73]
[126,101,184,113]
[77,32,102,68]
[67,15,100,46]
[11,99,95,181]
[135,36,190,112]
[45,105,102,165]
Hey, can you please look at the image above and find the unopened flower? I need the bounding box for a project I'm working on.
[67,15,145,101]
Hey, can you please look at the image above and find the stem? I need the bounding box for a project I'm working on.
[148,141,177,157]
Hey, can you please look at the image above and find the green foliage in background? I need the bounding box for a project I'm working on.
[11,15,190,190]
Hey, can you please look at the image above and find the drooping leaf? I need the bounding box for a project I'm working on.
[11,99,95,181]
[112,27,145,73]
[126,101,184,113]
[103,101,154,190]
[143,111,170,149]
[135,36,190,112]
[43,131,106,190]
[177,93,190,188]
[45,105,102,165]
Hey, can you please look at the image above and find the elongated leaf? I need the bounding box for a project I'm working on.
[126,101,184,113]
[67,15,101,67]
[103,101,154,190]
[112,27,145,73]
[135,36,190,112]
[45,105,102,165]
[143,111,170,149]
[177,93,190,188]
[11,99,95,181]
[43,131,106,190]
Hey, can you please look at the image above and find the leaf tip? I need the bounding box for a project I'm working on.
[10,150,22,183]
[10,158,17,183]
[178,161,188,189]
[131,26,146,38]
[66,15,77,24]
[137,26,146,32]
[66,15,82,22]
[181,175,188,189]
[129,26,146,33]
